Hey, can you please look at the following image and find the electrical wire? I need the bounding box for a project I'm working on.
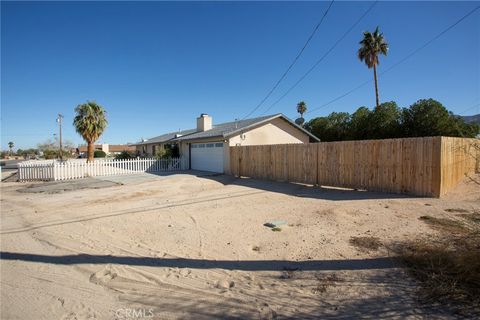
[241,0,335,119]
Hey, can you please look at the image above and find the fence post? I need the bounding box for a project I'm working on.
[315,143,319,186]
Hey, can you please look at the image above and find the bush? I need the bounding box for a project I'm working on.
[305,98,479,141]
[94,150,106,158]
[395,212,480,314]
[115,151,135,160]
[155,148,173,159]
[43,149,57,159]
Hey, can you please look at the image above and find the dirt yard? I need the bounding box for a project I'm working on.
[1,172,479,319]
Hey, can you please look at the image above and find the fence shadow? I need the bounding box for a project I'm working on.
[196,174,413,201]
[0,251,396,271]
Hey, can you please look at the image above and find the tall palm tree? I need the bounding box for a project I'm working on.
[295,101,307,126]
[358,26,388,109]
[73,101,108,162]
[8,141,14,156]
[296,101,307,118]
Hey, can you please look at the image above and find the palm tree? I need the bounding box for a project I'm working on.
[358,26,388,109]
[8,141,14,156]
[296,101,307,117]
[295,101,307,126]
[73,101,108,162]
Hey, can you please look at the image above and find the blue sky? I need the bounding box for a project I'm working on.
[1,1,479,149]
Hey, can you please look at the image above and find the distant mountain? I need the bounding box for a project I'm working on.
[460,114,480,125]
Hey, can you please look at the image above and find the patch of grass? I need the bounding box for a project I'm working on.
[312,273,341,294]
[349,236,381,252]
[271,227,282,232]
[458,212,480,224]
[419,215,469,234]
[397,214,480,314]
[398,234,480,313]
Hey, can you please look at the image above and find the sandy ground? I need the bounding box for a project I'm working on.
[1,172,479,319]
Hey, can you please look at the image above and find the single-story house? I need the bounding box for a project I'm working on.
[132,113,319,173]
[77,144,136,156]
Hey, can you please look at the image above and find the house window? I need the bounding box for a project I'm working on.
[206,143,214,148]
[215,143,223,147]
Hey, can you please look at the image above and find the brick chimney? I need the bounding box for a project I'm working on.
[196,113,212,132]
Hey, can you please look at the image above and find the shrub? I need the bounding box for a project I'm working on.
[395,213,480,314]
[349,236,382,252]
[155,148,173,159]
[94,150,106,158]
[115,151,135,160]
[43,149,57,159]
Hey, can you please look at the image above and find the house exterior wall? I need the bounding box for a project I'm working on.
[224,118,309,174]
[136,144,161,157]
[228,118,309,147]
[178,138,227,171]
[137,118,311,173]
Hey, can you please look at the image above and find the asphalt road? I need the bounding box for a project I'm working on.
[1,159,26,171]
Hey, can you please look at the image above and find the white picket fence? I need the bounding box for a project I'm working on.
[18,157,188,182]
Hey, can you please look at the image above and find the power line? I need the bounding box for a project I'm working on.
[261,0,378,116]
[306,5,480,116]
[241,0,335,120]
[457,102,480,116]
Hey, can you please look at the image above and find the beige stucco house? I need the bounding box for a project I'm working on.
[132,113,319,173]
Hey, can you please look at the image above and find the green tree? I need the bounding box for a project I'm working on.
[451,115,479,137]
[94,150,106,158]
[8,141,14,155]
[348,106,372,140]
[295,101,307,126]
[73,101,108,162]
[304,99,478,141]
[296,101,307,117]
[305,112,351,141]
[358,27,389,109]
[369,101,401,139]
[402,99,479,137]
[155,145,175,159]
[38,139,74,159]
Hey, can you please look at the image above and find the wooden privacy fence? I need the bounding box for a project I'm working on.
[18,157,187,182]
[230,137,479,197]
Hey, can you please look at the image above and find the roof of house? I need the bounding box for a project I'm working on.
[133,114,319,145]
[78,145,103,152]
[108,145,136,152]
[78,144,135,152]
[133,128,198,146]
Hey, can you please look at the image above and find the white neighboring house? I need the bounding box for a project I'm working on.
[77,144,136,157]
[132,113,319,173]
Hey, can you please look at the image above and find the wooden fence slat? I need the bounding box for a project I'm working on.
[229,137,479,197]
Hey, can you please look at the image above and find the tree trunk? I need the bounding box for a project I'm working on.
[373,63,380,109]
[87,141,94,163]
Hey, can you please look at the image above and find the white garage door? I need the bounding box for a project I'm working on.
[191,142,224,173]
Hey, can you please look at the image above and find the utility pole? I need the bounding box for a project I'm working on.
[56,113,64,160]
